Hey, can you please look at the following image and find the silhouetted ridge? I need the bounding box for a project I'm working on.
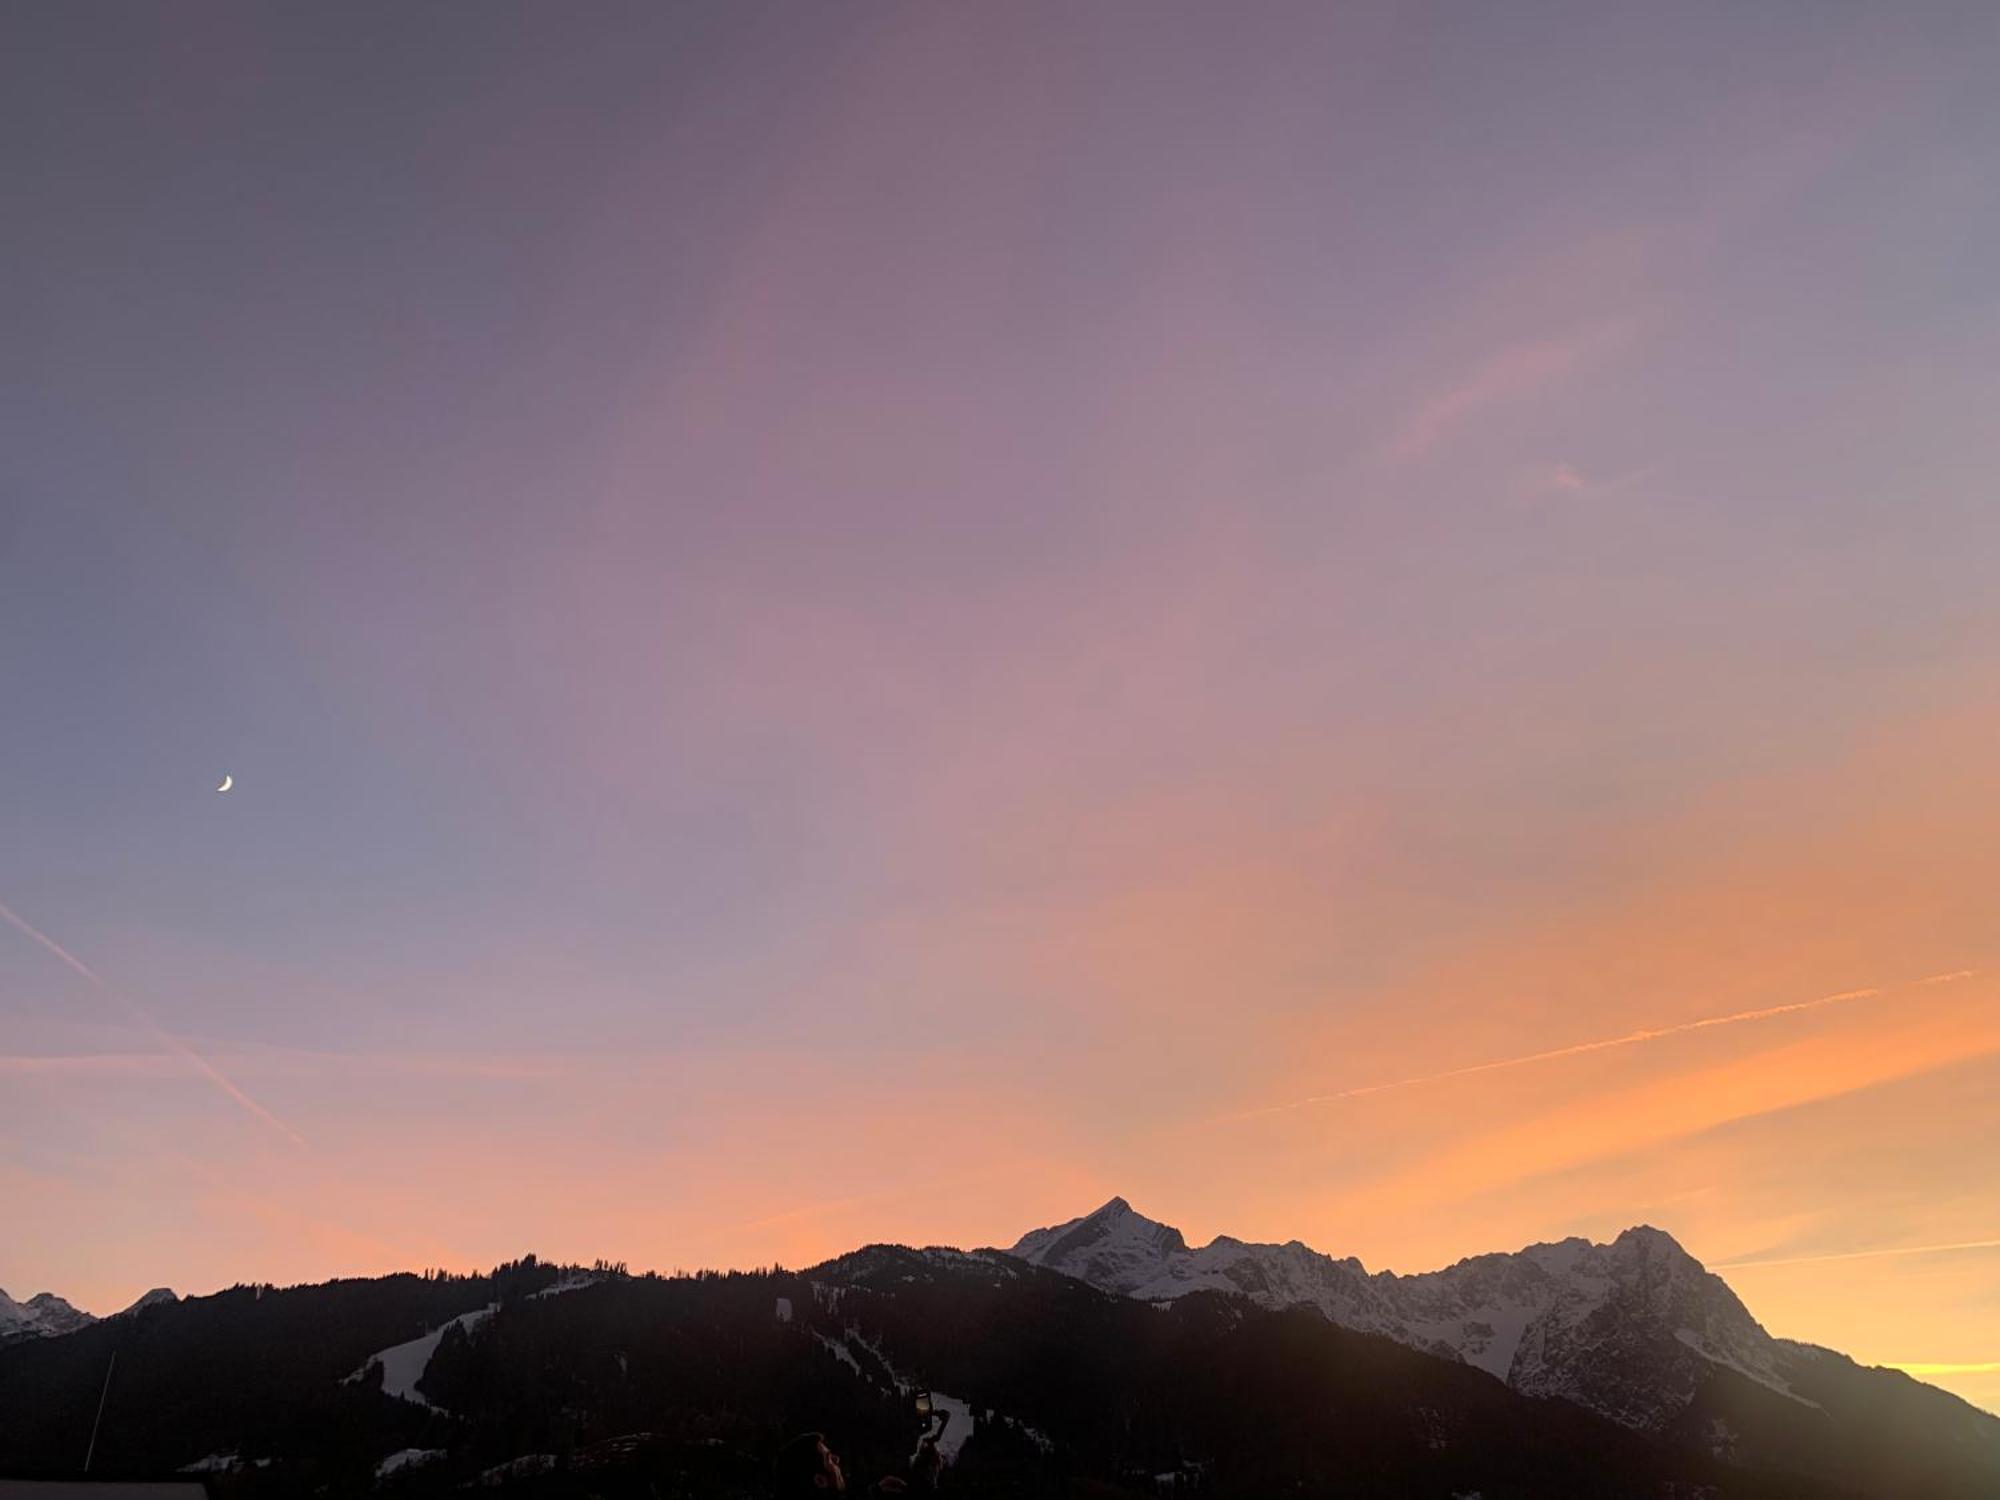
[0,1227,1994,1497]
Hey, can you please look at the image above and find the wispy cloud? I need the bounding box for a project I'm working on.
[0,1053,193,1078]
[1384,316,1646,466]
[1519,460,1654,500]
[1315,1007,2000,1228]
[1886,1361,2000,1375]
[0,898,307,1147]
[0,1049,558,1081]
[1714,1237,2000,1271]
[732,1192,898,1234]
[1234,981,1907,1119]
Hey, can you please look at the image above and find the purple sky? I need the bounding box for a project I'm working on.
[5,3,1999,1411]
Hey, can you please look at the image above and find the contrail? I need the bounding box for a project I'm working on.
[1233,977,1957,1118]
[1713,1237,2000,1271]
[0,898,307,1147]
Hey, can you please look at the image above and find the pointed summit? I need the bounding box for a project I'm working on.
[0,1286,101,1343]
[23,1292,95,1337]
[1006,1205,1816,1435]
[118,1287,179,1317]
[1009,1197,1191,1291]
[1612,1223,1687,1252]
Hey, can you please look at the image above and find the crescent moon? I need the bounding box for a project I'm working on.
[216,774,233,793]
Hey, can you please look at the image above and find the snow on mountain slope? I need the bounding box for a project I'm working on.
[0,1287,98,1344]
[926,1394,976,1464]
[344,1303,496,1409]
[1009,1199,1801,1431]
[0,1282,179,1346]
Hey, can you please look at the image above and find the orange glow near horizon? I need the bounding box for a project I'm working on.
[11,675,2000,1418]
[9,705,1999,1412]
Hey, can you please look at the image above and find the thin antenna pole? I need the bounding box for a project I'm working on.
[83,1349,116,1473]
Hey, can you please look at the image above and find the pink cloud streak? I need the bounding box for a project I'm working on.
[1385,315,1647,465]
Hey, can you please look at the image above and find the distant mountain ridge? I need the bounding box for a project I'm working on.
[1009,1197,2000,1488]
[1010,1197,1800,1428]
[0,1288,95,1345]
[2,1227,1996,1497]
[0,1284,177,1346]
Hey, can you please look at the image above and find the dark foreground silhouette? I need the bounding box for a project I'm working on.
[2,1249,1995,1498]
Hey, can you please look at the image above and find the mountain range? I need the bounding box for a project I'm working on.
[0,1285,176,1346]
[0,1288,97,1345]
[1014,1199,1832,1429]
[1,1206,1994,1497]
[1009,1199,2000,1491]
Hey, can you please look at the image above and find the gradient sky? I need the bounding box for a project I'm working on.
[5,2,1999,1414]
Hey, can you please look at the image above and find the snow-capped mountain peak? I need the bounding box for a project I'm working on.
[0,1287,98,1344]
[1008,1198,1192,1293]
[0,1282,175,1345]
[1008,1201,1803,1433]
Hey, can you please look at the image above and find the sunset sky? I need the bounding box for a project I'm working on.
[4,3,1998,1414]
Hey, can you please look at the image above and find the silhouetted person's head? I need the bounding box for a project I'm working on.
[911,1433,943,1491]
[777,1431,845,1495]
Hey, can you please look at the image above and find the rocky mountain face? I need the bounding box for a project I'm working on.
[0,1284,178,1347]
[1010,1198,2000,1492]
[1010,1199,1799,1426]
[0,1288,96,1345]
